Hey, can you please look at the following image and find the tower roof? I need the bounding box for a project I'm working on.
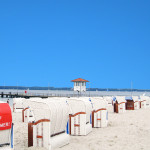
[71,78,89,82]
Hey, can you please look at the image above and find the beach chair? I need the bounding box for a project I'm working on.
[114,96,126,113]
[22,98,70,150]
[0,101,13,148]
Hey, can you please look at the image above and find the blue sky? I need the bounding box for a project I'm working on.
[0,0,150,89]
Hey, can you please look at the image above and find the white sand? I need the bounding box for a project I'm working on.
[13,105,150,150]
[0,146,12,150]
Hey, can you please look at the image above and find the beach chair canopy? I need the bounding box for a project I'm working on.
[103,96,113,104]
[23,98,70,136]
[115,96,126,103]
[132,96,140,101]
[140,96,149,101]
[0,101,12,130]
[125,96,133,100]
[88,97,107,110]
[67,98,92,124]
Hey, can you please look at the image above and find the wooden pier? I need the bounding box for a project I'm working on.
[0,92,48,99]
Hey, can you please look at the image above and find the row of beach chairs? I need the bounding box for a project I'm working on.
[113,96,148,113]
[13,97,108,150]
[12,95,150,150]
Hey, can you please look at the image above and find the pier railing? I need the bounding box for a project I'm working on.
[0,90,150,98]
[0,91,98,98]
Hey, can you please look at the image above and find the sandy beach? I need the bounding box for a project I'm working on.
[13,103,150,150]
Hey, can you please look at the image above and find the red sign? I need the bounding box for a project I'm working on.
[0,103,12,130]
[25,90,27,94]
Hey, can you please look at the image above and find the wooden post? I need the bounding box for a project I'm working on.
[13,103,15,112]
[1,92,3,98]
[116,103,118,113]
[9,92,11,98]
[69,114,71,135]
[28,119,50,147]
[92,111,94,128]
[28,123,33,147]
[114,103,116,112]
[22,107,29,122]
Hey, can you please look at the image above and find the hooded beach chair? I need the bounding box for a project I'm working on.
[22,98,70,150]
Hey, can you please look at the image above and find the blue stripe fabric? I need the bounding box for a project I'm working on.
[106,111,108,120]
[11,123,13,148]
[113,97,116,101]
[66,120,69,134]
[125,97,133,100]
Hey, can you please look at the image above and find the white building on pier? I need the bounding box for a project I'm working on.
[71,78,89,92]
